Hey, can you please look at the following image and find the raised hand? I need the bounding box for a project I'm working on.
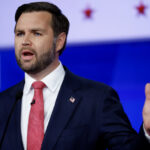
[143,83,150,135]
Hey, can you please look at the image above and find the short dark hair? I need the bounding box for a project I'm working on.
[15,2,70,55]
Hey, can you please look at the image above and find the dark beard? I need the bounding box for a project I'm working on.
[15,43,56,74]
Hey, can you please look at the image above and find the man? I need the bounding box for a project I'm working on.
[0,2,150,150]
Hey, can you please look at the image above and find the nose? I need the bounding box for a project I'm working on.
[22,34,32,46]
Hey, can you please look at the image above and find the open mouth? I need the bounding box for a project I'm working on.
[21,50,35,60]
[22,50,34,56]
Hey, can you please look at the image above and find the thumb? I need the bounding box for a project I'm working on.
[145,83,150,100]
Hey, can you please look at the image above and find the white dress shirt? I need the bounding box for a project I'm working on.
[21,63,65,150]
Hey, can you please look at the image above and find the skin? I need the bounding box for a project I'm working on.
[143,84,150,135]
[15,11,66,80]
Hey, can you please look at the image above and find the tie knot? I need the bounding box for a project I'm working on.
[32,81,46,89]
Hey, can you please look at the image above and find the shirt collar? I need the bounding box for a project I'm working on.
[24,62,65,94]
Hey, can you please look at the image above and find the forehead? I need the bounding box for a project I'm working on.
[16,11,52,29]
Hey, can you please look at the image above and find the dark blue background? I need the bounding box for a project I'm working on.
[0,39,150,131]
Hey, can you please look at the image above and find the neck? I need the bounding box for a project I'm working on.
[28,59,60,81]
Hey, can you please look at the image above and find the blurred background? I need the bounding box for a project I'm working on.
[0,0,150,131]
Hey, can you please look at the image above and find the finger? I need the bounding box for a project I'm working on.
[145,83,150,100]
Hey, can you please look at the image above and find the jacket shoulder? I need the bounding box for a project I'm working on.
[65,68,118,98]
[0,80,24,99]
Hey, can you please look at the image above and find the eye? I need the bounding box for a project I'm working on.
[34,32,42,36]
[16,32,24,37]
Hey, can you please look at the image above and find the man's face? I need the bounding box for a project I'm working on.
[15,11,57,74]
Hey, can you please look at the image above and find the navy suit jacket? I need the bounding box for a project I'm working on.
[0,68,149,150]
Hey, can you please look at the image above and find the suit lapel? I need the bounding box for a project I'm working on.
[42,69,82,150]
[15,93,24,149]
[10,81,24,149]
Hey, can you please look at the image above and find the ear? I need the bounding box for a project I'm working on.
[55,32,66,53]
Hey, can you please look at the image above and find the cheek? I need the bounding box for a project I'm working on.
[14,40,20,56]
[14,39,20,49]
[14,45,19,56]
[37,38,53,51]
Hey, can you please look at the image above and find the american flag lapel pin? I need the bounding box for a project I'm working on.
[69,96,75,103]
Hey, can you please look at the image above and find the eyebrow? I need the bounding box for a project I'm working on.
[14,29,23,33]
[15,28,46,33]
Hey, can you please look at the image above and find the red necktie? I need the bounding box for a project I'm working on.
[27,81,46,150]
